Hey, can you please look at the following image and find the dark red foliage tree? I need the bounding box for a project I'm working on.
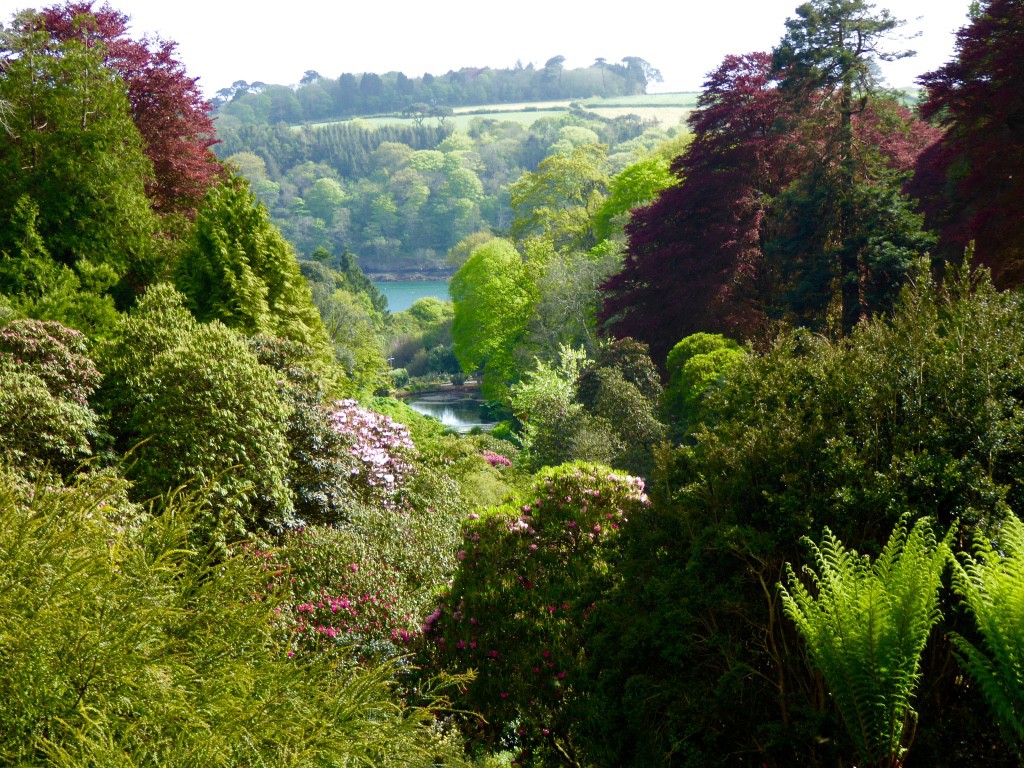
[600,53,796,363]
[918,0,1024,287]
[40,2,223,216]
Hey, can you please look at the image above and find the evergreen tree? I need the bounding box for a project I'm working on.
[772,0,924,332]
[176,175,329,353]
[0,10,158,301]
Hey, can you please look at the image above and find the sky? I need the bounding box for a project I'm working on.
[0,0,971,98]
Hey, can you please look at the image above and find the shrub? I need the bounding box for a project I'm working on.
[250,334,358,526]
[329,398,416,509]
[0,319,101,476]
[422,463,650,766]
[660,332,745,434]
[0,471,462,767]
[100,285,293,538]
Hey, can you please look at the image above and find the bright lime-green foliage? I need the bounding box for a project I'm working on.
[0,470,465,768]
[0,196,61,301]
[450,239,537,399]
[508,144,609,252]
[951,514,1024,749]
[176,175,329,354]
[510,346,590,469]
[781,518,949,768]
[315,287,388,396]
[100,285,293,537]
[591,155,675,243]
[661,332,745,432]
[423,463,650,766]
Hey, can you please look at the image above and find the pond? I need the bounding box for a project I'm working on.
[404,390,495,433]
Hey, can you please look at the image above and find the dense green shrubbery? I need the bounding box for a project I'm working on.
[99,285,294,538]
[510,340,665,476]
[0,471,465,767]
[659,332,745,436]
[582,270,1024,767]
[0,319,102,476]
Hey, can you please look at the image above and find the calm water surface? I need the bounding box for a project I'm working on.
[375,280,450,313]
[404,391,495,433]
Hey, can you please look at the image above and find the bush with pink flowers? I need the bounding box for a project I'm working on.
[420,462,650,765]
[250,527,414,657]
[329,398,416,509]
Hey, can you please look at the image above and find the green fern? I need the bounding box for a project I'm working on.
[950,513,1024,749]
[780,517,949,768]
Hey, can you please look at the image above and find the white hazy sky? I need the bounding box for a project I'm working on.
[0,0,970,97]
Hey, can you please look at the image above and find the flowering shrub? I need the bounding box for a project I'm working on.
[0,319,102,475]
[420,462,650,765]
[0,319,102,405]
[248,527,414,657]
[481,450,512,468]
[329,399,416,508]
[0,471,455,767]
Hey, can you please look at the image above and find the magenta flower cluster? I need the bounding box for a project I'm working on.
[481,450,512,467]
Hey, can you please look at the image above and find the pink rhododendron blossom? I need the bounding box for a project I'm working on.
[328,399,415,506]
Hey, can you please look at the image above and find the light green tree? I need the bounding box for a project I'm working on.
[304,177,346,224]
[450,238,537,399]
[591,155,675,244]
[176,174,329,354]
[661,332,746,433]
[509,345,593,468]
[509,143,609,252]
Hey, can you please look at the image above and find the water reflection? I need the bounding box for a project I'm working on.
[405,392,495,433]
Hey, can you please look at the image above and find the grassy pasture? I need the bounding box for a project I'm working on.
[301,92,700,132]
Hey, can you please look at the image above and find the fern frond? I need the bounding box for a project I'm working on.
[951,513,1024,747]
[780,516,948,768]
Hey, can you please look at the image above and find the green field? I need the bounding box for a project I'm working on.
[302,92,700,132]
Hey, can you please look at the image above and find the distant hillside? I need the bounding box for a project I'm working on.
[214,98,689,277]
[213,57,665,130]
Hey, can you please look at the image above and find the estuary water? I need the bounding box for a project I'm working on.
[375,280,450,313]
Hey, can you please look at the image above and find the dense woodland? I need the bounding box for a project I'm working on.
[214,107,681,274]
[3,1,1024,767]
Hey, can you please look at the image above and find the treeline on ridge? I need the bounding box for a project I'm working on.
[213,56,664,128]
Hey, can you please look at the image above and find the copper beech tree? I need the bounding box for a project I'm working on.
[40,1,222,216]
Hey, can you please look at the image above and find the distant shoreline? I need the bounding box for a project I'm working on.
[368,272,453,282]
